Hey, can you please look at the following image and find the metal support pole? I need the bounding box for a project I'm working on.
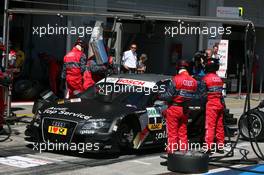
[5,15,12,118]
[238,71,242,99]
[250,73,254,99]
[259,56,264,101]
[5,15,10,69]
[2,0,9,47]
[259,68,263,101]
[2,0,9,69]
[2,0,12,118]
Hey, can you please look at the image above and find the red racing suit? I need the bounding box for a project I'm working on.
[83,59,107,90]
[160,71,197,153]
[202,72,225,149]
[62,47,86,97]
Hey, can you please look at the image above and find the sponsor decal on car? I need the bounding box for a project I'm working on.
[146,107,163,131]
[80,130,95,135]
[48,126,67,135]
[155,130,167,140]
[57,98,82,104]
[117,78,156,88]
[97,77,119,84]
[43,107,92,120]
[97,77,156,89]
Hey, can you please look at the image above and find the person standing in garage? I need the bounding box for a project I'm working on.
[159,60,197,153]
[212,44,220,59]
[61,38,87,98]
[122,44,138,73]
[202,56,225,153]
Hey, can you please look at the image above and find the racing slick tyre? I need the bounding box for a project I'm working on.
[0,122,12,142]
[117,122,138,152]
[167,151,209,173]
[239,110,264,141]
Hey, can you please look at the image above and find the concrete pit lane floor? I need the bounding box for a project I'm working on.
[0,96,264,175]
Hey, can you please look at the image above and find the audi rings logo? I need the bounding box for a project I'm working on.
[183,80,194,86]
[52,121,66,128]
[212,77,222,82]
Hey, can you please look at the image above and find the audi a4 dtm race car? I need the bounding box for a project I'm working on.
[25,74,237,153]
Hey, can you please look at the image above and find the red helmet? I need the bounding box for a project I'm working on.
[176,59,189,71]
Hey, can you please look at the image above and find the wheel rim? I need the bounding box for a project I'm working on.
[241,113,262,138]
[119,125,134,147]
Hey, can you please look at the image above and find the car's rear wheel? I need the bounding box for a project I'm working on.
[239,110,264,141]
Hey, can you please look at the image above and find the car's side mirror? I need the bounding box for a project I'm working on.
[154,100,166,107]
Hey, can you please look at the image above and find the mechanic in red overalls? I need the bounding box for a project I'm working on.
[62,38,87,98]
[159,60,197,153]
[83,57,108,90]
[202,56,225,153]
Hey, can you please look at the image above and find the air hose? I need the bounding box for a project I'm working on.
[209,22,264,173]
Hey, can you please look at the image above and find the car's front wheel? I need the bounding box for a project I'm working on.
[117,122,138,151]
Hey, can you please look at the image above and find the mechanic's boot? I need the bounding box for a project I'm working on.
[216,144,231,154]
[200,148,213,156]
[160,161,167,166]
[160,154,168,160]
[160,154,168,166]
[216,148,225,154]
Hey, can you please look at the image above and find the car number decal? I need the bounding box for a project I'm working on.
[146,107,163,131]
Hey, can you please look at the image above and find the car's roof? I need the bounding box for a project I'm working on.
[109,73,171,82]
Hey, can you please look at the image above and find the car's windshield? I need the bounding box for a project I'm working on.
[95,82,151,108]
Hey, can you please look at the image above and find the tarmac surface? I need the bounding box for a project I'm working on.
[0,95,263,175]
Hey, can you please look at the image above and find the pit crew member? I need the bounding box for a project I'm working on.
[159,60,197,153]
[62,38,87,97]
[202,55,225,153]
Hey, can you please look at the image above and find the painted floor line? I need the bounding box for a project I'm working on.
[15,113,34,117]
[11,102,34,106]
[26,154,63,162]
[206,164,244,174]
[131,160,151,165]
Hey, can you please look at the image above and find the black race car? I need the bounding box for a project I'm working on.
[25,74,237,153]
